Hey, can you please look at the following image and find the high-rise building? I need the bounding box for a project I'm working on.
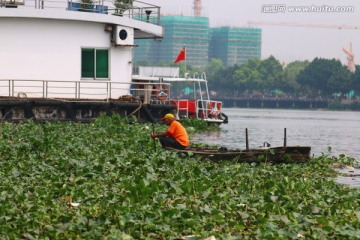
[135,15,209,68]
[210,27,262,66]
[134,16,262,68]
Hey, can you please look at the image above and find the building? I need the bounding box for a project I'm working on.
[210,27,262,66]
[135,15,210,68]
[134,15,261,68]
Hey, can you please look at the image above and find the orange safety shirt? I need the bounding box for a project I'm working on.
[166,121,190,147]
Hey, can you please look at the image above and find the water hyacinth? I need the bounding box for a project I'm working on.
[0,115,359,239]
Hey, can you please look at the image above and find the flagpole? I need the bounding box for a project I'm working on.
[184,44,187,72]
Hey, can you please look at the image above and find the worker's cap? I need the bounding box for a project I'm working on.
[161,113,175,121]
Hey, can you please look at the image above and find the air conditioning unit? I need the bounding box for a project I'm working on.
[114,26,134,46]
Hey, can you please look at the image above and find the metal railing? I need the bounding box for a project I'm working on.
[0,79,171,102]
[175,99,223,120]
[0,0,161,25]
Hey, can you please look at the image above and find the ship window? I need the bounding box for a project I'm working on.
[81,48,109,79]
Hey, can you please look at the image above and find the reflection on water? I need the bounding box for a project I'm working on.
[192,108,360,162]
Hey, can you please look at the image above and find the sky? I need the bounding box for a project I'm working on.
[144,0,360,66]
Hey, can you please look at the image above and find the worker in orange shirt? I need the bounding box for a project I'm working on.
[151,113,190,150]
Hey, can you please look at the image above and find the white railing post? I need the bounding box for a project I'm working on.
[108,82,111,100]
[42,81,46,98]
[11,80,14,97]
[8,80,11,97]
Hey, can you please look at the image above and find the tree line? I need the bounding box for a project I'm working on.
[203,56,360,99]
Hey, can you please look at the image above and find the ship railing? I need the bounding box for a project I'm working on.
[176,100,189,118]
[196,99,210,119]
[174,99,224,121]
[0,79,172,102]
[0,0,161,25]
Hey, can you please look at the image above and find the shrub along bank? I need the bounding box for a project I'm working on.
[0,115,359,239]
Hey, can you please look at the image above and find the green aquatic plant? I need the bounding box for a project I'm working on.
[0,116,359,239]
[180,118,221,132]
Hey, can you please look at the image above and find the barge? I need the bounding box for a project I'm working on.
[0,1,227,123]
[0,0,171,122]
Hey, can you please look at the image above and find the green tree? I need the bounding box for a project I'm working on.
[233,56,284,95]
[259,55,284,93]
[296,58,351,97]
[350,65,360,96]
[205,58,225,81]
[283,60,309,94]
[233,58,262,94]
[327,64,352,96]
[211,64,241,96]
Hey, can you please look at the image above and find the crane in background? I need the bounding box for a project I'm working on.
[343,42,355,72]
[193,0,202,17]
[248,20,358,72]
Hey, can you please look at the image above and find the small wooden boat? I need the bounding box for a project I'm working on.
[165,128,311,163]
[165,145,311,163]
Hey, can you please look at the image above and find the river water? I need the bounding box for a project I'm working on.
[192,108,360,162]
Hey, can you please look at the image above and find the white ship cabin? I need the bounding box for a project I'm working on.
[0,0,163,99]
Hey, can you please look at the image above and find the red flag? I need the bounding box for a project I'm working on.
[174,47,186,63]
